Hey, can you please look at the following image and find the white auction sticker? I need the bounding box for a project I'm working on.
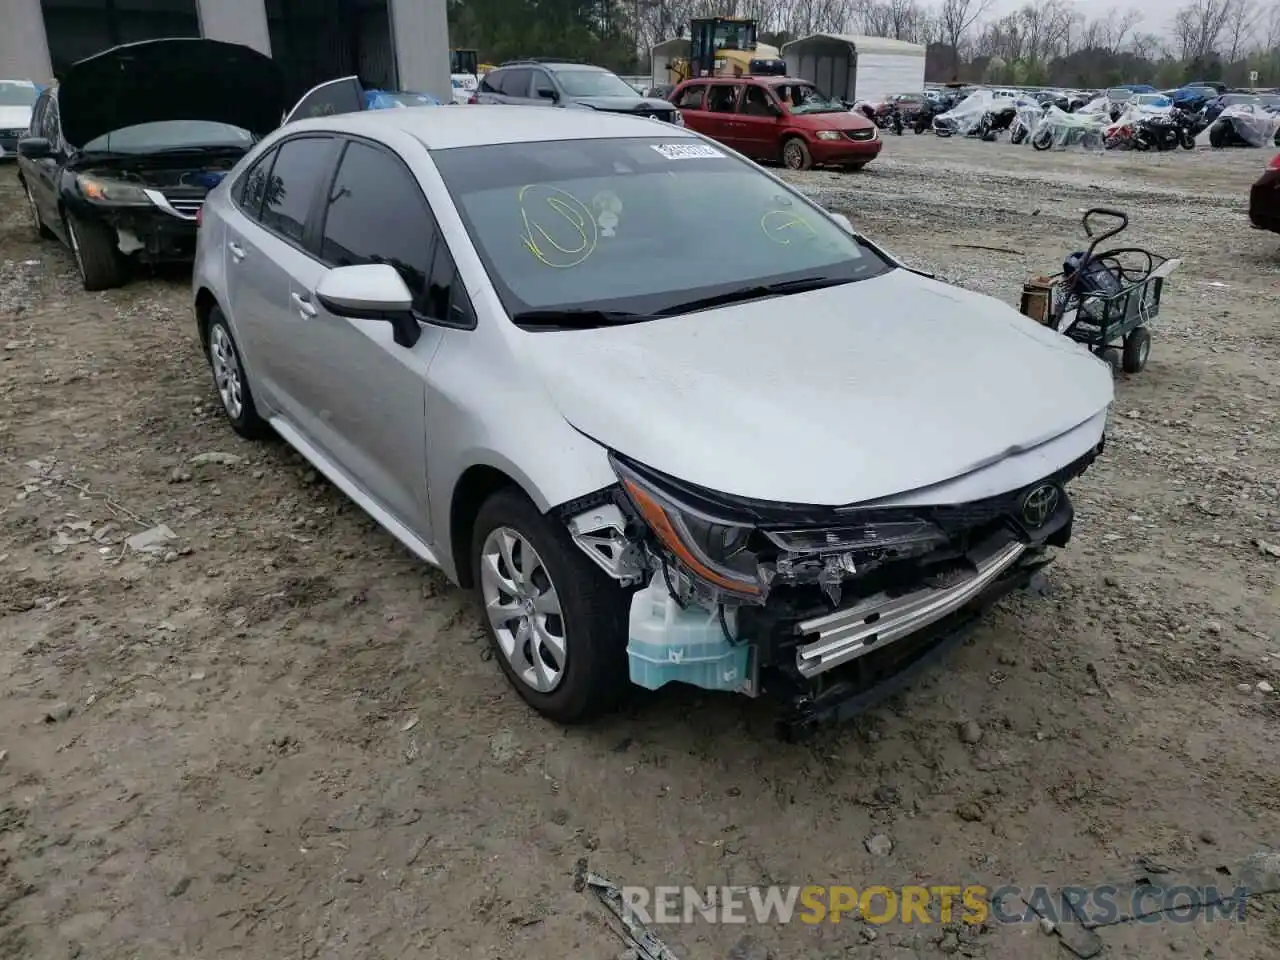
[650,143,725,160]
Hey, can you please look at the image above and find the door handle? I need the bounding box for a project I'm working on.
[228,241,245,261]
[291,292,317,318]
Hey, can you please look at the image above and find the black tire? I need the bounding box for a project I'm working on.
[471,487,630,724]
[781,137,812,170]
[1180,130,1196,150]
[1122,326,1151,374]
[1031,129,1054,151]
[205,306,271,439]
[66,213,125,291]
[1010,126,1027,145]
[1101,347,1123,375]
[1208,122,1227,148]
[22,181,55,240]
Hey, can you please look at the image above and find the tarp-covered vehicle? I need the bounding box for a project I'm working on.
[1204,103,1280,148]
[1028,105,1106,152]
[932,89,1014,139]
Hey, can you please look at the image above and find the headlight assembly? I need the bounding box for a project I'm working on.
[75,174,152,205]
[815,130,843,141]
[611,456,764,599]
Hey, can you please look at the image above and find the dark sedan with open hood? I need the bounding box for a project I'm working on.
[15,38,286,290]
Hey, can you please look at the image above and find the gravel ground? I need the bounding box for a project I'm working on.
[2,136,1279,960]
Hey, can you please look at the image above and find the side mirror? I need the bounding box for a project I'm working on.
[829,212,854,233]
[536,87,558,101]
[315,263,421,348]
[17,137,52,159]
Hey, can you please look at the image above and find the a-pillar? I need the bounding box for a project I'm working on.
[196,0,272,56]
[388,0,451,104]
[0,0,53,83]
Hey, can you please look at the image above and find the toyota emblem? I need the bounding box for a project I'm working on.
[1020,483,1061,528]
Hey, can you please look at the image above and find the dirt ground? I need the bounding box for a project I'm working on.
[2,136,1279,960]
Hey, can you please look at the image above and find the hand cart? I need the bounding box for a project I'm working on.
[1019,208,1181,375]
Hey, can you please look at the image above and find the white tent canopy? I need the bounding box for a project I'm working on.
[781,33,927,104]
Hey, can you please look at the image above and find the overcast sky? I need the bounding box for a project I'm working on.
[988,0,1176,36]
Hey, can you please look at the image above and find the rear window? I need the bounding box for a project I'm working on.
[431,137,891,320]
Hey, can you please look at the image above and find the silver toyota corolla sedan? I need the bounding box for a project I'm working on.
[192,105,1112,734]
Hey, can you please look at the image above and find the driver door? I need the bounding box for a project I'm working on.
[283,76,366,125]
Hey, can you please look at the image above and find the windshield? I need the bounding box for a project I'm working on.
[83,120,254,153]
[555,70,642,98]
[0,82,38,106]
[773,82,844,114]
[430,137,891,322]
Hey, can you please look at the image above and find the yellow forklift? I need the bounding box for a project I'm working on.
[666,17,787,83]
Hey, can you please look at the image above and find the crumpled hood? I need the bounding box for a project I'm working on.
[58,38,286,147]
[573,96,674,113]
[520,270,1114,506]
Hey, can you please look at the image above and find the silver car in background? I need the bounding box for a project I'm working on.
[192,105,1112,735]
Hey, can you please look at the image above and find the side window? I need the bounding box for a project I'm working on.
[499,68,532,98]
[260,137,336,244]
[740,86,774,116]
[318,140,474,327]
[530,69,555,99]
[706,84,739,113]
[234,147,277,220]
[478,72,500,94]
[674,84,705,110]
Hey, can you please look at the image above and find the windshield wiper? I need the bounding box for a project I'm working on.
[510,308,656,330]
[656,276,853,317]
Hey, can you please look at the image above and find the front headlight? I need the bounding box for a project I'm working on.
[612,456,763,598]
[815,130,843,141]
[75,174,151,205]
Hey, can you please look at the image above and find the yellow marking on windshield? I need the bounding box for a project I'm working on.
[761,210,818,245]
[518,185,598,268]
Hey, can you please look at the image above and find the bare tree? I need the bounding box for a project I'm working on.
[1128,30,1161,59]
[1267,0,1280,49]
[1100,6,1143,52]
[1223,0,1260,59]
[1170,0,1234,60]
[939,0,995,76]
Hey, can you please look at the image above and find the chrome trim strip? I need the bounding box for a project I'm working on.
[143,188,202,221]
[795,540,1026,678]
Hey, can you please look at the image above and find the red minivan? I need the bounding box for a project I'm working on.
[669,76,882,171]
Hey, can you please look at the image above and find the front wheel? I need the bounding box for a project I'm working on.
[472,488,630,724]
[1122,326,1151,374]
[1031,129,1054,151]
[781,137,812,170]
[66,214,126,291]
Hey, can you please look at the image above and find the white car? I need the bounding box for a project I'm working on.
[0,79,39,159]
[190,105,1112,735]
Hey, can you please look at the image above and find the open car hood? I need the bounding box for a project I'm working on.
[58,38,286,147]
[520,270,1114,507]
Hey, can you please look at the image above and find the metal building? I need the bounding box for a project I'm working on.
[0,0,451,104]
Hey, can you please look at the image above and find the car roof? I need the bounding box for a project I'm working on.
[283,104,699,150]
[501,62,605,73]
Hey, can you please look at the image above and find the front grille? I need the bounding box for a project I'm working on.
[845,129,875,141]
[168,198,204,218]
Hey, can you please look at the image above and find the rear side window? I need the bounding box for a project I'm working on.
[674,85,705,110]
[497,68,532,97]
[319,140,474,327]
[234,148,276,219]
[260,137,336,244]
[706,84,739,113]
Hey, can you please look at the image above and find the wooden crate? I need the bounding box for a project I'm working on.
[1019,276,1059,326]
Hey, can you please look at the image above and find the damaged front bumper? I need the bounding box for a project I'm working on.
[563,441,1101,734]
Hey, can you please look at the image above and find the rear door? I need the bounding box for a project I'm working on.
[283,77,366,124]
[735,83,782,160]
[221,135,341,431]
[701,82,745,150]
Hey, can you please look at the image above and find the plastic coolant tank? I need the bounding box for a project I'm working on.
[626,579,750,692]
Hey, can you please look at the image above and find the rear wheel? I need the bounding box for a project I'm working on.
[206,307,270,439]
[472,487,630,724]
[1122,326,1151,374]
[66,214,125,291]
[781,137,812,170]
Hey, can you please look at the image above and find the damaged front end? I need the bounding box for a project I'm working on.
[562,445,1103,737]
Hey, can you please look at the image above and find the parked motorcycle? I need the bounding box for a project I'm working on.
[1031,107,1106,151]
[1135,111,1196,151]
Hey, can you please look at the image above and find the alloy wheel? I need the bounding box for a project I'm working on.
[479,526,567,693]
[209,324,244,420]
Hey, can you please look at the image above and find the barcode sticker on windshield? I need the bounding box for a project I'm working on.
[650,143,725,160]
